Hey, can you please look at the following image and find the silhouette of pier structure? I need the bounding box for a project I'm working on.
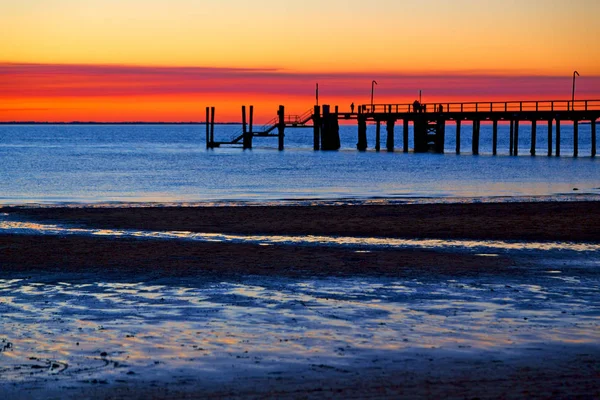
[206,99,599,157]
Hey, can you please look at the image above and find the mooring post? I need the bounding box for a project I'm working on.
[210,107,215,146]
[556,119,561,156]
[248,105,254,149]
[403,119,409,153]
[573,120,579,157]
[278,105,285,151]
[472,120,480,155]
[205,107,210,149]
[456,120,462,154]
[514,120,519,156]
[592,119,597,157]
[509,120,514,156]
[357,114,367,151]
[547,119,553,156]
[313,105,321,151]
[375,120,381,151]
[492,120,498,155]
[530,120,537,156]
[386,120,395,152]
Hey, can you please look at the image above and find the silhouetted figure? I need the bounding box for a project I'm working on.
[413,100,421,113]
[439,104,443,113]
[351,102,355,113]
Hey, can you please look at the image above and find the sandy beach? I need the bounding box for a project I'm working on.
[1,201,599,399]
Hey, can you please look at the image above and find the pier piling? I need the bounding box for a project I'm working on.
[530,120,537,156]
[547,120,553,156]
[472,120,480,155]
[375,120,381,151]
[205,107,210,149]
[248,106,254,149]
[492,120,498,155]
[357,114,367,151]
[210,107,215,147]
[592,119,597,157]
[456,120,462,154]
[509,120,514,155]
[514,120,519,156]
[556,119,561,157]
[277,105,285,151]
[313,105,321,150]
[386,120,395,152]
[403,119,409,153]
[574,120,579,157]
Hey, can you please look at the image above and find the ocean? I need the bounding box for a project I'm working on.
[0,123,598,204]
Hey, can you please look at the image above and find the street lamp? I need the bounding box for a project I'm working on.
[571,71,580,111]
[371,80,378,112]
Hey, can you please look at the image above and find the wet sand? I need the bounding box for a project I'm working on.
[4,200,600,242]
[1,201,599,399]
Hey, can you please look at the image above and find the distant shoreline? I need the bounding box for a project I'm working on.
[0,121,240,125]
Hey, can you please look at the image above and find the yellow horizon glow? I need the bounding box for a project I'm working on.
[2,0,599,74]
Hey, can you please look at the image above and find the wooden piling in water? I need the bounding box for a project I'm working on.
[357,114,367,151]
[205,107,210,149]
[375,120,381,151]
[556,119,561,157]
[509,120,514,155]
[386,120,395,152]
[403,119,409,153]
[277,105,285,151]
[313,105,321,151]
[514,120,519,156]
[248,106,254,149]
[472,120,480,155]
[573,120,579,157]
[547,119,553,156]
[456,120,461,154]
[592,119,597,158]
[530,120,537,156]
[492,120,498,155]
[241,106,248,149]
[210,107,215,146]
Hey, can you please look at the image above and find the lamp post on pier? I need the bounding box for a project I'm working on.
[371,80,378,112]
[571,71,579,111]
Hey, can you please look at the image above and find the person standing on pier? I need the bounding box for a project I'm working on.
[351,102,355,113]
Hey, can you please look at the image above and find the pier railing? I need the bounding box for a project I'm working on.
[363,100,600,114]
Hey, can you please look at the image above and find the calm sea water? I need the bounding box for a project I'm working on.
[0,123,598,204]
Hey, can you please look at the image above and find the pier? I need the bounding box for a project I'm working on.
[206,99,599,157]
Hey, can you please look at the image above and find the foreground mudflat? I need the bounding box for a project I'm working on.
[1,202,599,399]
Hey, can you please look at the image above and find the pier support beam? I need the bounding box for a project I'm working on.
[509,120,514,156]
[210,107,215,147]
[403,119,409,153]
[205,107,210,149]
[492,120,498,155]
[547,120,553,156]
[435,119,445,153]
[530,120,537,156]
[573,120,579,157]
[375,120,381,151]
[592,119,597,158]
[357,114,367,151]
[313,105,321,151]
[556,119,561,157]
[514,120,519,156]
[472,120,480,155]
[456,120,461,154]
[386,120,395,152]
[242,106,250,149]
[277,105,285,151]
[248,106,254,149]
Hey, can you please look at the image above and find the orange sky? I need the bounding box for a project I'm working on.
[1,1,599,122]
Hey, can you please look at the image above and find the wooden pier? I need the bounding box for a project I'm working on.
[206,100,599,157]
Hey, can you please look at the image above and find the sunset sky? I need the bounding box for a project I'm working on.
[1,0,599,122]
